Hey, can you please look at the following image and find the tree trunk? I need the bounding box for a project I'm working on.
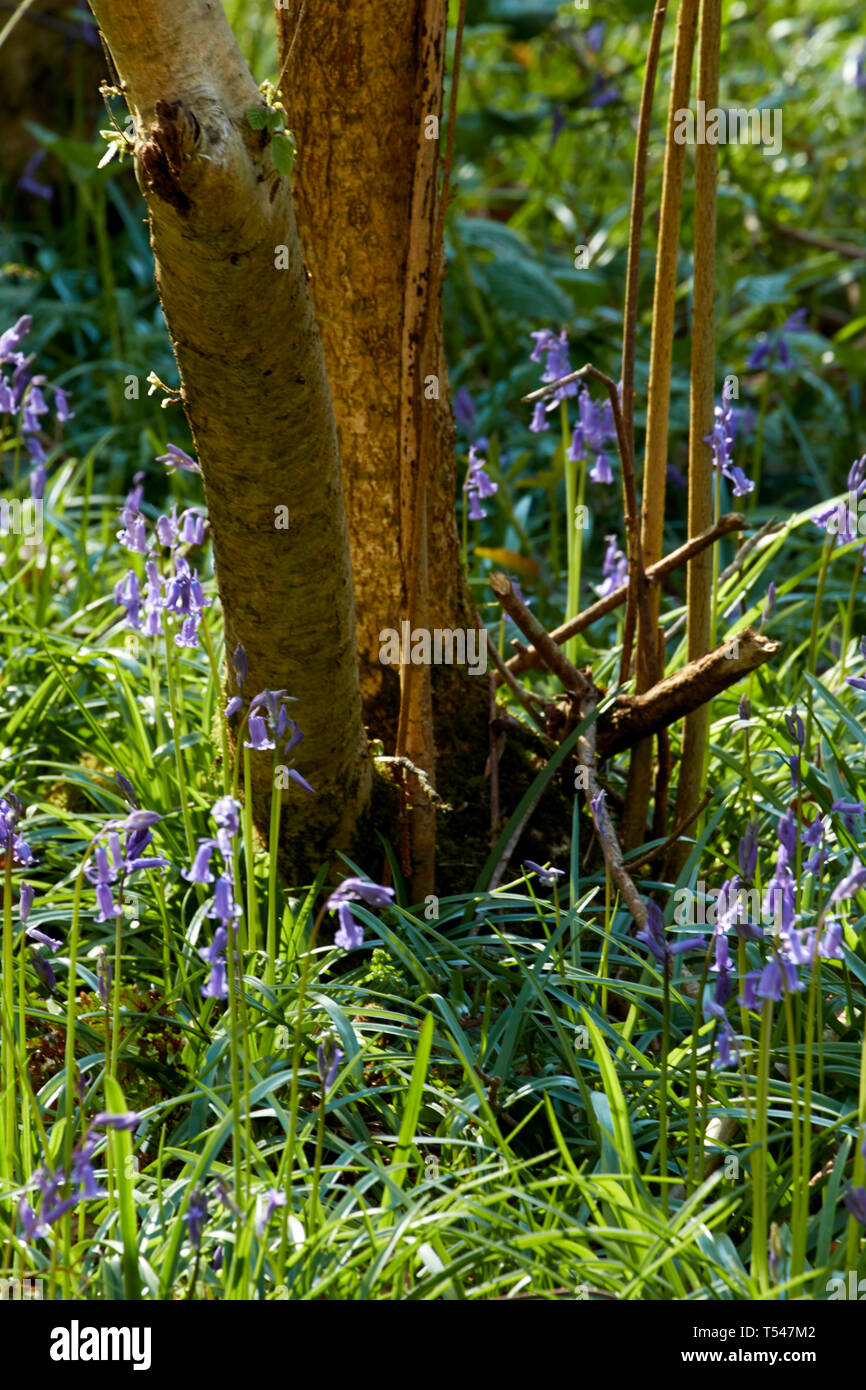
[87,0,370,875]
[278,1,488,896]
[277,1,470,722]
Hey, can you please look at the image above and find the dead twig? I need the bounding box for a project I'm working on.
[496,513,745,684]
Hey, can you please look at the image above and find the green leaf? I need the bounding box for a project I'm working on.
[389,1013,434,1199]
[245,107,269,130]
[272,131,297,177]
[104,1076,142,1301]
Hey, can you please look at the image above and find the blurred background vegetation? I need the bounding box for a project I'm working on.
[1,0,864,633]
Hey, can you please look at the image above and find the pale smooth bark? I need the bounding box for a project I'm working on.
[88,0,370,872]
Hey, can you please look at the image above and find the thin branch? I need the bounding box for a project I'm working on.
[489,572,595,700]
[596,627,780,759]
[577,711,648,928]
[496,512,745,683]
[486,635,550,732]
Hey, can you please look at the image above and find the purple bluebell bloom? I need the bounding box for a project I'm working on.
[26,924,61,952]
[18,150,52,200]
[184,839,216,885]
[31,949,57,994]
[523,860,565,887]
[317,1037,345,1091]
[157,443,201,476]
[784,709,805,748]
[636,900,705,966]
[19,880,35,924]
[738,819,759,882]
[453,386,476,435]
[843,1186,866,1226]
[233,643,248,691]
[287,768,316,794]
[184,1186,208,1249]
[829,859,866,905]
[832,798,865,834]
[92,1111,142,1132]
[156,507,179,548]
[594,535,628,598]
[254,1187,287,1238]
[705,383,754,497]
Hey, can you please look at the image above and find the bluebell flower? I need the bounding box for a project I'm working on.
[117,505,148,554]
[92,1111,142,1131]
[208,875,241,923]
[287,768,316,794]
[636,901,705,965]
[594,535,628,598]
[830,859,866,906]
[784,708,805,748]
[184,1186,208,1249]
[523,860,565,887]
[843,1186,866,1226]
[317,1037,345,1091]
[254,1187,287,1238]
[202,959,228,999]
[157,443,201,476]
[114,571,142,630]
[184,839,216,885]
[738,819,759,882]
[747,308,809,372]
[232,643,248,691]
[156,507,178,547]
[529,400,549,433]
[705,382,754,497]
[245,712,274,750]
[453,386,476,435]
[832,798,865,834]
[333,901,364,951]
[31,949,57,995]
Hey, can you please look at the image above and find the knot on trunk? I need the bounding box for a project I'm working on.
[139,99,202,213]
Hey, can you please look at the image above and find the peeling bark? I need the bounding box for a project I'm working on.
[278,1,469,722]
[88,0,370,874]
